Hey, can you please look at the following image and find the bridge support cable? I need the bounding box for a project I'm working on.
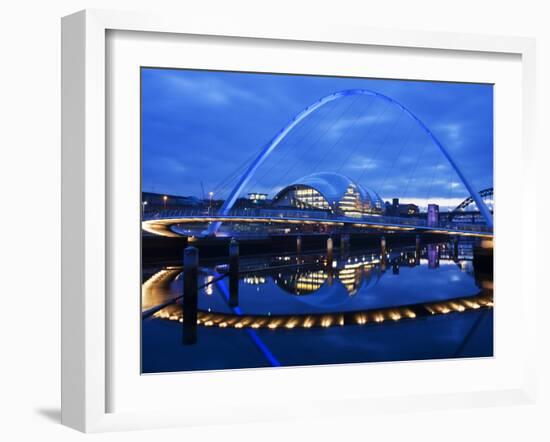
[442,161,459,215]
[211,147,268,199]
[335,97,386,173]
[245,97,342,194]
[398,136,431,205]
[212,165,253,202]
[377,117,416,198]
[209,88,493,235]
[273,96,361,188]
[308,96,365,174]
[424,156,446,208]
[355,109,405,184]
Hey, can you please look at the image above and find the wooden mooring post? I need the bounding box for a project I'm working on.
[229,238,239,307]
[327,237,334,285]
[183,246,198,345]
[380,236,387,272]
[415,234,421,264]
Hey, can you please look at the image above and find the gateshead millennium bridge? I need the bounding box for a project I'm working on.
[141,89,493,240]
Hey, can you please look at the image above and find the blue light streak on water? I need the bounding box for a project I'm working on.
[213,272,281,367]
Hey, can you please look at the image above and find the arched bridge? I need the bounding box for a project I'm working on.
[207,88,494,235]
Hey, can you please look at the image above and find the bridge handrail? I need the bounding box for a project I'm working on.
[143,208,493,233]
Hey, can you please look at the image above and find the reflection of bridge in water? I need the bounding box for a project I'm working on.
[143,241,493,331]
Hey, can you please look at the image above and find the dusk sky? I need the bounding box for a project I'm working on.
[141,68,493,210]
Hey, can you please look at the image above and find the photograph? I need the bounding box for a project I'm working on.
[140,67,494,373]
[0,0,544,437]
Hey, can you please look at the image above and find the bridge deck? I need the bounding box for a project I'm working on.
[142,213,493,238]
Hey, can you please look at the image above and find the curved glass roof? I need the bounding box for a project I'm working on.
[273,172,384,210]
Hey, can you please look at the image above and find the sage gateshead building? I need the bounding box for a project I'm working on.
[271,172,385,217]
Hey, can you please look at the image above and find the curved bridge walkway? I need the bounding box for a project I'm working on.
[142,209,493,238]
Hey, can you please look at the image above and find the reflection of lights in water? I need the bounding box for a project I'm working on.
[338,264,365,295]
[205,275,214,295]
[153,291,493,330]
[243,275,266,285]
[142,267,182,311]
[275,256,378,295]
[147,244,491,331]
[295,270,327,293]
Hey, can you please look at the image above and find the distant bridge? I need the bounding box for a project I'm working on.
[447,187,494,222]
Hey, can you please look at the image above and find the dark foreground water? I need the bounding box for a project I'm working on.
[142,241,493,373]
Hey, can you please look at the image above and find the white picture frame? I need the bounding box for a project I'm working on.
[61,9,537,433]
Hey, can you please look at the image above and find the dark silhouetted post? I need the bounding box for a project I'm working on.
[380,236,387,272]
[340,233,350,259]
[428,244,440,269]
[229,238,239,307]
[392,258,400,275]
[183,246,198,345]
[453,237,459,261]
[327,237,334,285]
[415,234,421,265]
[327,237,334,265]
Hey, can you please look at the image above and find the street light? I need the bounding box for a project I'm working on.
[141,200,148,217]
[163,195,168,210]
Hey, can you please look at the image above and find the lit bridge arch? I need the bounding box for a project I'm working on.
[208,88,494,235]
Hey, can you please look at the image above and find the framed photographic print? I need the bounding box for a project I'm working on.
[61,9,537,432]
[140,67,495,373]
